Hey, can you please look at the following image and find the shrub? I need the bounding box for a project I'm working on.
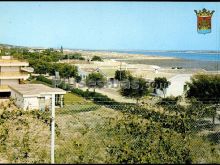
[91,56,103,62]
[36,75,52,85]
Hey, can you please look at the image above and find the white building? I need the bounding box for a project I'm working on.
[10,84,66,111]
[156,74,192,97]
[0,56,32,98]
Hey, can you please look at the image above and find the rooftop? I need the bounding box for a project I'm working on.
[9,84,66,97]
[0,56,29,66]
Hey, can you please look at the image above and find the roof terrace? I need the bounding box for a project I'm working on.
[0,56,29,67]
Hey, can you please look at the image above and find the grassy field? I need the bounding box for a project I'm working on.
[1,98,220,163]
[63,92,87,104]
[28,79,53,87]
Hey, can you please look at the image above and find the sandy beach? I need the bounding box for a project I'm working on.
[68,50,177,60]
[66,50,220,71]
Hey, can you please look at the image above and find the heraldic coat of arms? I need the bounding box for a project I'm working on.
[194,8,215,34]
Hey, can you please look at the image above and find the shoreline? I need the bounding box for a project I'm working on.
[78,50,178,60]
[118,58,220,71]
[72,50,220,71]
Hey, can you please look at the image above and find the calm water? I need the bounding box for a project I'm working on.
[114,50,220,61]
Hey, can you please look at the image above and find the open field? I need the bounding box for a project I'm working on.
[1,99,220,163]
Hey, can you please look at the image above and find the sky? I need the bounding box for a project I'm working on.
[0,2,219,50]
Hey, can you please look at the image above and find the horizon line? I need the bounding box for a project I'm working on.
[0,42,219,52]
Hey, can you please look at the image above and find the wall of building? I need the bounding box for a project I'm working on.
[23,95,52,110]
[166,74,192,97]
[154,74,192,97]
[11,89,54,110]
[11,90,24,109]
[39,94,52,111]
[0,79,19,86]
[0,66,20,72]
[23,97,39,110]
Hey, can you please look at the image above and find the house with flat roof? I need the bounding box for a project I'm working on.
[0,56,32,98]
[9,84,66,111]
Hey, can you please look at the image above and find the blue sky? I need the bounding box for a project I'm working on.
[0,2,219,50]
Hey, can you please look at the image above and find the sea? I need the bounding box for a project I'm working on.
[111,50,220,61]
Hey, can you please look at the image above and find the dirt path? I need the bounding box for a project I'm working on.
[80,87,136,103]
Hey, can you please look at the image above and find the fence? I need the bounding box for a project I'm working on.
[0,101,220,163]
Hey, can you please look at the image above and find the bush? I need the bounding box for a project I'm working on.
[75,75,82,83]
[91,56,103,62]
[157,96,180,106]
[71,88,116,105]
[36,75,52,85]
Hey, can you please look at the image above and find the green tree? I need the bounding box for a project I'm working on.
[91,55,103,62]
[60,46,63,54]
[154,77,171,98]
[86,72,107,92]
[186,74,220,125]
[75,75,82,83]
[120,76,149,104]
[115,70,131,81]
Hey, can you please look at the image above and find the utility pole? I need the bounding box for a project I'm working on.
[50,71,60,164]
[119,61,122,87]
[51,94,55,164]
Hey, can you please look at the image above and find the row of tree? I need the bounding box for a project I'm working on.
[85,69,220,106]
[0,47,80,79]
[84,70,171,103]
[60,53,85,60]
[30,60,78,78]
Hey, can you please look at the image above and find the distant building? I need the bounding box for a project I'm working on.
[78,67,108,80]
[0,56,32,98]
[10,84,66,111]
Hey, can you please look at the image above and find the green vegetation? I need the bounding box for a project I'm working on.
[154,77,171,98]
[1,46,220,163]
[63,93,86,104]
[62,53,85,60]
[91,55,103,62]
[36,75,53,85]
[85,72,107,92]
[61,53,85,60]
[186,74,220,103]
[120,76,149,103]
[54,101,220,163]
[0,47,78,78]
[71,88,116,105]
[60,46,63,54]
[0,102,51,163]
[1,74,220,163]
[75,75,82,83]
[186,74,220,125]
[114,70,131,81]
[31,61,77,78]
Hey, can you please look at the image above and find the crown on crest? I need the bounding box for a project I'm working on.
[194,8,215,17]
